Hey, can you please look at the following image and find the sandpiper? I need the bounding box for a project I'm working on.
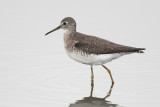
[45,17,145,98]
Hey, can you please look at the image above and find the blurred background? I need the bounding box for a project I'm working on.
[0,0,160,107]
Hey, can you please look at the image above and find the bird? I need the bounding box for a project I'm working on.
[45,17,145,98]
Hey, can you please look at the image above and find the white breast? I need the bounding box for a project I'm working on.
[65,49,127,65]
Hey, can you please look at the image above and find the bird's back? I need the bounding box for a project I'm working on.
[72,32,145,55]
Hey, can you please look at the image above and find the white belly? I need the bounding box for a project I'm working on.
[65,49,127,65]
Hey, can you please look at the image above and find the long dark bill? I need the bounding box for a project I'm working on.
[45,25,61,36]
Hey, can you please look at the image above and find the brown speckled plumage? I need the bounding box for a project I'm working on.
[60,17,145,55]
[67,32,145,54]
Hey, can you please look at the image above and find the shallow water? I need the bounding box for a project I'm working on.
[1,0,160,106]
[0,61,160,107]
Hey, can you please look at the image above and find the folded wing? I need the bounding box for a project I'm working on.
[74,32,145,55]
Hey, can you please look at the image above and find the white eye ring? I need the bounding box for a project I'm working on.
[62,21,68,25]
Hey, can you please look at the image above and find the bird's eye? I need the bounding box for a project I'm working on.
[63,21,68,25]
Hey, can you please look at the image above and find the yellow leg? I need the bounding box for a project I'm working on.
[91,65,94,81]
[102,64,114,99]
[90,65,94,97]
[103,82,114,99]
[102,64,114,83]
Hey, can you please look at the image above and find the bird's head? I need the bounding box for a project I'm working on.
[45,17,76,36]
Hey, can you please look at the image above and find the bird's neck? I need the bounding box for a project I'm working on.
[64,29,76,48]
[64,29,76,38]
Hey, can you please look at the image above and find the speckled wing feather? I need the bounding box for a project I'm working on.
[73,32,145,54]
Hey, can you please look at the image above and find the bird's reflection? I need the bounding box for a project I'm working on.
[69,97,119,107]
[69,77,119,107]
